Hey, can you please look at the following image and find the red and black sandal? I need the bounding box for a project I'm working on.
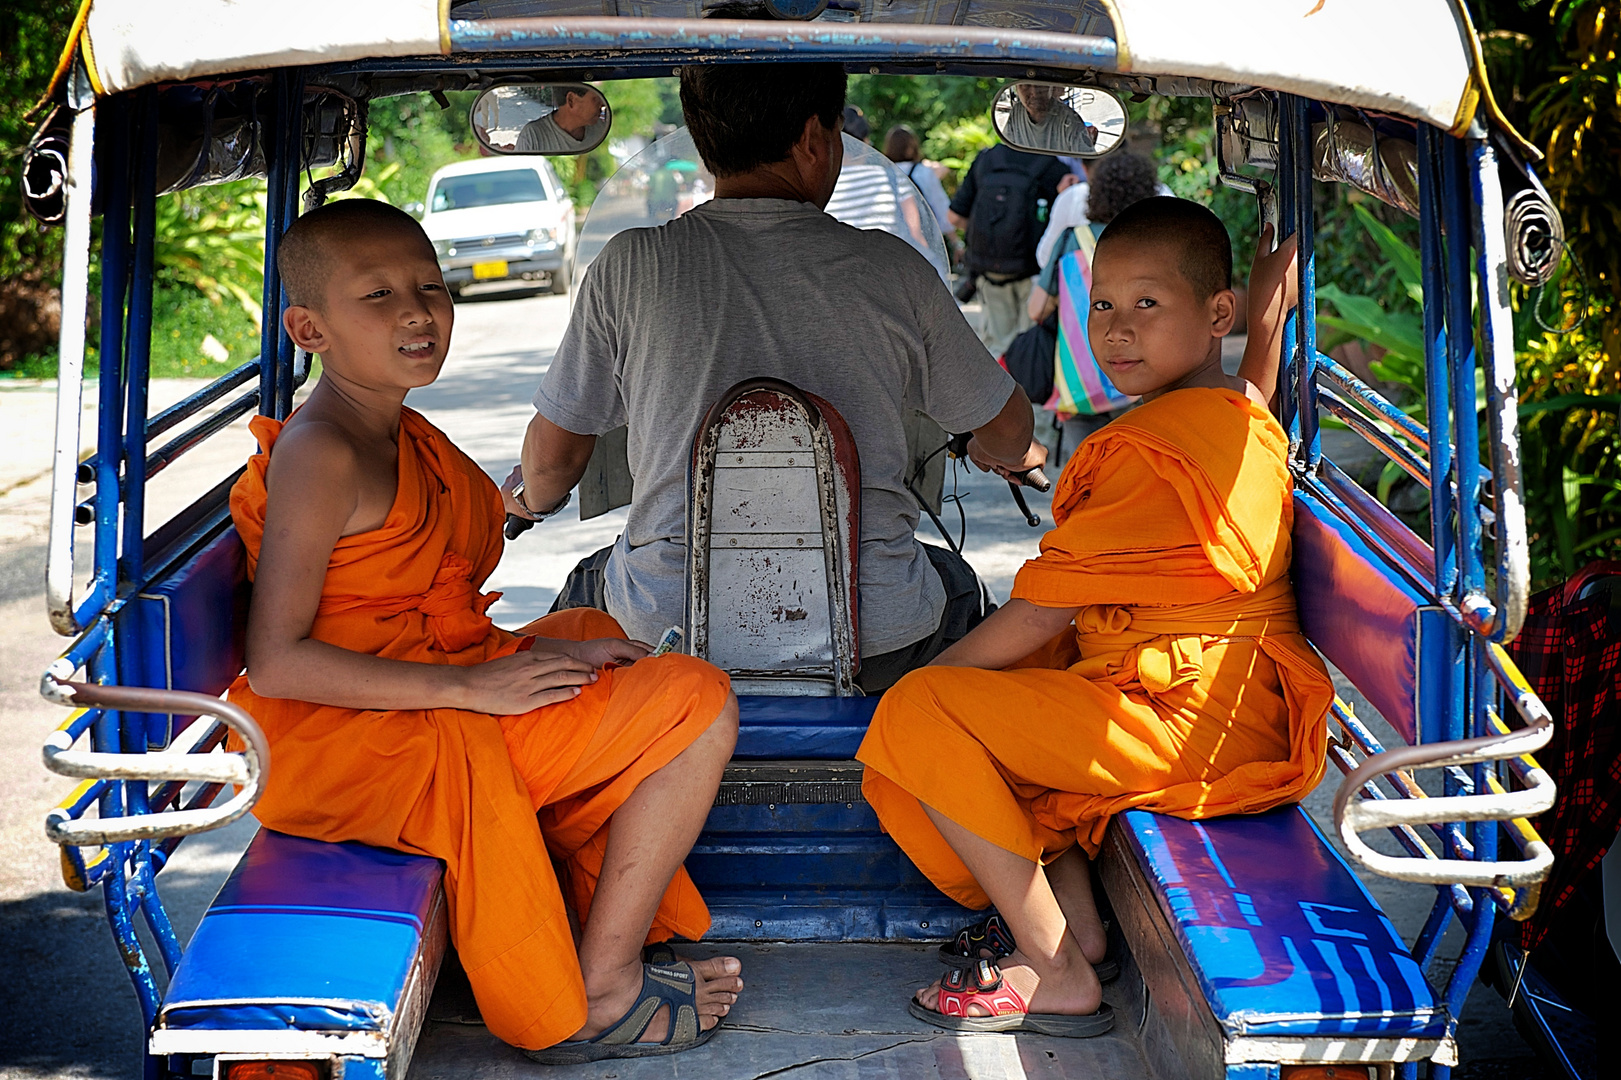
[908,959,1115,1036]
[938,913,1120,983]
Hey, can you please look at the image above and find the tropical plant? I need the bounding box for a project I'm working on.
[153,181,268,327]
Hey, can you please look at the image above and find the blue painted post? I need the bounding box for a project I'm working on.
[1442,137,1486,606]
[275,72,305,419]
[1417,125,1456,600]
[120,88,158,591]
[1292,96,1320,470]
[1276,94,1300,451]
[91,99,131,624]
[259,74,290,420]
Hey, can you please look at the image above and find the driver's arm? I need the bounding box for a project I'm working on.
[513,412,595,517]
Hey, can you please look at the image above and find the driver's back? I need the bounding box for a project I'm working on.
[535,198,1014,661]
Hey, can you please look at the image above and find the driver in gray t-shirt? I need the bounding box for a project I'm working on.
[507,63,1046,692]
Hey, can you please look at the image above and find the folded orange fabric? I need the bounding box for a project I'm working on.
[228,407,730,1050]
[858,388,1332,908]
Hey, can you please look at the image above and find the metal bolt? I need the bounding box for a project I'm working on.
[796,537,804,546]
[755,920,763,927]
[736,455,744,463]
[730,538,737,546]
[1026,68,1036,77]
[768,803,776,810]
[921,921,930,928]
[787,457,795,465]
[869,66,879,75]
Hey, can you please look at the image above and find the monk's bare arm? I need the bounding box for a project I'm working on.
[927,598,1081,670]
[246,425,597,714]
[506,411,596,520]
[1237,226,1300,408]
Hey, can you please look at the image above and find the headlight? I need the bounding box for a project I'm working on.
[526,227,555,246]
[432,239,451,258]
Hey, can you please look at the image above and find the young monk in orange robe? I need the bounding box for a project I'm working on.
[227,199,743,1064]
[857,197,1334,1036]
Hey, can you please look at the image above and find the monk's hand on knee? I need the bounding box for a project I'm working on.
[456,651,600,714]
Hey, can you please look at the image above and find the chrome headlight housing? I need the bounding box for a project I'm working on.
[526,227,556,247]
[432,239,452,258]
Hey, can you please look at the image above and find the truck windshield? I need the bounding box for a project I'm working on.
[431,170,548,211]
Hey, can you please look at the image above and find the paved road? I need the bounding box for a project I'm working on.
[0,286,1544,1077]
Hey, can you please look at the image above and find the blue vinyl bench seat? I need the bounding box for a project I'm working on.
[733,694,878,759]
[150,830,446,1070]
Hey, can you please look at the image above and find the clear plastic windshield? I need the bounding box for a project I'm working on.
[573,128,950,290]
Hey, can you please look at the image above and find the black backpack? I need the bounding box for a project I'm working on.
[964,148,1048,277]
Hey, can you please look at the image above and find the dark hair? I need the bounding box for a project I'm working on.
[679,64,847,177]
[1085,151,1160,226]
[883,125,920,163]
[277,199,432,308]
[1096,196,1233,298]
[841,105,869,142]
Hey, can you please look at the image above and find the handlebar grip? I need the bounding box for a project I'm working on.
[505,513,536,540]
[1020,467,1051,493]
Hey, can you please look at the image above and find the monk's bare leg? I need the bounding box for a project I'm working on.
[915,805,1101,1018]
[1046,846,1109,965]
[573,693,744,1042]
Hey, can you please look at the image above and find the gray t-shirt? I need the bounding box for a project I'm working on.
[536,198,1015,656]
[516,113,608,154]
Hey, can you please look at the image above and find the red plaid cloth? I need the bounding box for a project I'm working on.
[1508,561,1621,951]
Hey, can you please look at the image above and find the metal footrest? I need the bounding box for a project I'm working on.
[715,760,865,806]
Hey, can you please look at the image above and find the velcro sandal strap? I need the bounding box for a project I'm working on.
[936,961,1028,1018]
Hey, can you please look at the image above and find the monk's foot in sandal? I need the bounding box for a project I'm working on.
[911,952,1110,1038]
[526,958,745,1065]
[577,956,743,1041]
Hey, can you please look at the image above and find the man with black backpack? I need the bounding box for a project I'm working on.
[948,141,1074,358]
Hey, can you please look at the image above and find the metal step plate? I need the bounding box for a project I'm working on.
[716,760,865,806]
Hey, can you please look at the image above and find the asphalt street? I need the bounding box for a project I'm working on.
[0,284,1544,1077]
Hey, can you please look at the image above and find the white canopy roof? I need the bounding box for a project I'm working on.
[64,0,1501,136]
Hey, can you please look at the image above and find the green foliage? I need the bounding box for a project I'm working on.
[560,79,680,207]
[366,91,478,208]
[0,1,77,284]
[848,75,1002,191]
[154,180,267,326]
[148,282,262,378]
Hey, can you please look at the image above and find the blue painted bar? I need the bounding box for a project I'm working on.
[1276,95,1300,450]
[274,71,305,419]
[448,17,1119,69]
[1442,137,1485,605]
[1418,125,1457,601]
[1316,351,1430,449]
[1293,95,1321,468]
[91,99,131,627]
[119,89,158,590]
[259,76,290,420]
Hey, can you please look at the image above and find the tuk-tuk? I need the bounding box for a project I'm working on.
[26,0,1567,1076]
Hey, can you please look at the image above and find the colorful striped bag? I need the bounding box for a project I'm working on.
[1051,225,1138,416]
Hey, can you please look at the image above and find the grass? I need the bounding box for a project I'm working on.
[0,284,264,382]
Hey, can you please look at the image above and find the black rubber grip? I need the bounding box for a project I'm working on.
[504,513,536,540]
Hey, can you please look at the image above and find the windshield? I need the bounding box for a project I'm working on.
[430,169,549,212]
[575,128,950,289]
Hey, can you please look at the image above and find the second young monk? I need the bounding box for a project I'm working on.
[857,197,1334,1035]
[227,200,743,1064]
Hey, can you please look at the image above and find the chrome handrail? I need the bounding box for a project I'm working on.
[40,667,269,846]
[1332,647,1554,891]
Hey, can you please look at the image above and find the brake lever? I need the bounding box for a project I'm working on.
[1007,481,1041,527]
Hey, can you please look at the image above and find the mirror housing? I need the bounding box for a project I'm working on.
[471,83,612,156]
[992,83,1127,159]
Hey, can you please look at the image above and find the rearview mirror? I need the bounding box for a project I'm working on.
[470,83,612,156]
[992,83,1126,159]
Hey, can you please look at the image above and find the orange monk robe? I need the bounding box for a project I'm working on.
[857,388,1333,910]
[227,407,731,1050]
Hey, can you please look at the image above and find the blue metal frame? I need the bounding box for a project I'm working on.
[46,71,304,1080]
[45,52,1547,1080]
[1279,110,1543,1080]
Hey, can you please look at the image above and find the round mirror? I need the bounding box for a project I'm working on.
[992,83,1127,159]
[470,83,612,156]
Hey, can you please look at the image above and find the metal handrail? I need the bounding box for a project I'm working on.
[1331,647,1554,892]
[40,669,269,846]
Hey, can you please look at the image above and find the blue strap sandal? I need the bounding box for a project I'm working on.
[523,961,720,1064]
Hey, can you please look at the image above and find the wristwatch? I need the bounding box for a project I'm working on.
[512,481,571,520]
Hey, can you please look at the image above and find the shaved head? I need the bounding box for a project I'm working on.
[1095,196,1233,299]
[278,200,435,308]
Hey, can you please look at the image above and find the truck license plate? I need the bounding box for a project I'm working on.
[472,260,508,280]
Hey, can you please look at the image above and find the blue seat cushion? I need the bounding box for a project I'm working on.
[159,830,443,1033]
[116,526,249,749]
[1118,807,1447,1039]
[734,694,878,758]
